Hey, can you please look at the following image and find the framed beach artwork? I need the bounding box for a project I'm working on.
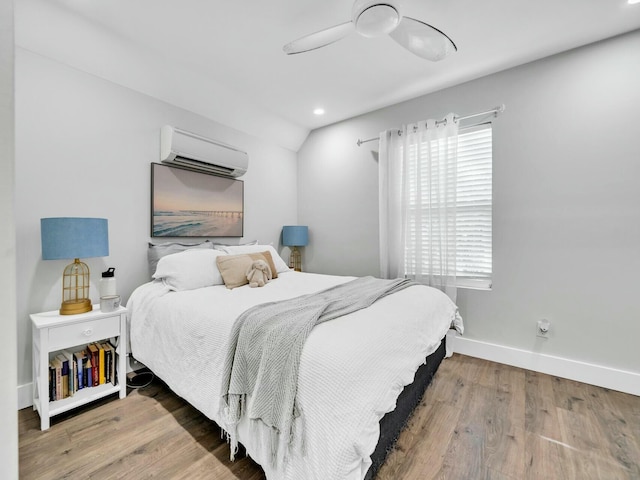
[151,163,244,237]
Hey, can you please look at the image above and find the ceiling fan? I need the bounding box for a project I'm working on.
[283,0,457,61]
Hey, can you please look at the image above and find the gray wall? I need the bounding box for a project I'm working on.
[298,30,640,374]
[15,50,298,390]
[1,0,18,476]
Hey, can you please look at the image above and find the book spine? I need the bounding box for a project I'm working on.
[49,363,55,402]
[72,355,77,394]
[99,345,105,385]
[102,347,109,385]
[58,354,69,399]
[75,352,84,391]
[113,345,118,386]
[109,348,113,384]
[102,344,113,385]
[85,358,93,388]
[92,348,99,386]
[69,359,74,395]
[77,356,83,390]
[55,364,62,400]
[62,365,69,398]
[63,350,75,396]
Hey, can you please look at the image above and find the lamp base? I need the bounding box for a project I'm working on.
[289,246,302,272]
[60,298,92,315]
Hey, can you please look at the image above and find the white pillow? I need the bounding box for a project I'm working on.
[220,244,290,273]
[211,240,258,249]
[153,248,224,291]
[147,240,213,278]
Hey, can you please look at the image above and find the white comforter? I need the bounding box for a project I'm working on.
[127,271,463,480]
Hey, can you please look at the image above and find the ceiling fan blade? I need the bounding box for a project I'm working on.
[389,16,457,61]
[283,21,355,55]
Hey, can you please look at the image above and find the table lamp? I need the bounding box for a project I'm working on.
[41,217,109,315]
[282,225,308,272]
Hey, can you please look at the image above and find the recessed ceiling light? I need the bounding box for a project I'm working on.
[629,0,640,4]
[313,108,325,115]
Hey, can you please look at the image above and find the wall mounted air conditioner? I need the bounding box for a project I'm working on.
[160,126,248,178]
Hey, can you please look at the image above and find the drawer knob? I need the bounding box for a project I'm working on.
[83,328,93,336]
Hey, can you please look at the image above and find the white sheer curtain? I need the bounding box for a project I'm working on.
[379,113,459,301]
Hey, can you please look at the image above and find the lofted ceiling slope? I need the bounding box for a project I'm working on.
[15,0,640,151]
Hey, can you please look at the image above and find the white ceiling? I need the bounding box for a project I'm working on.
[16,0,640,151]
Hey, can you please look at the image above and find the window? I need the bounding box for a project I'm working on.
[404,123,492,289]
[456,124,492,288]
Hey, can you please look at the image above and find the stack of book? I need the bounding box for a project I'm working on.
[48,342,116,402]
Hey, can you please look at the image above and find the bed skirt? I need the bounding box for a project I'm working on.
[364,336,447,480]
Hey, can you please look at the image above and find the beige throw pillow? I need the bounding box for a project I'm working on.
[216,251,278,289]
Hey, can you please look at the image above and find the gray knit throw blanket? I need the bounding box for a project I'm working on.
[219,276,417,466]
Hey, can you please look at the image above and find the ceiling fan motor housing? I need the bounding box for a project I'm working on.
[352,0,401,37]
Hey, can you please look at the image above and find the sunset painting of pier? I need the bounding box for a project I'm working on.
[151,163,243,237]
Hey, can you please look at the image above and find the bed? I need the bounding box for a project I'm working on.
[127,243,463,480]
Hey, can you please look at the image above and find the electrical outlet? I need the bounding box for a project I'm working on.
[537,319,550,338]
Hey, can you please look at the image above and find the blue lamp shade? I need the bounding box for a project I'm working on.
[41,218,109,315]
[41,217,109,260]
[282,225,309,247]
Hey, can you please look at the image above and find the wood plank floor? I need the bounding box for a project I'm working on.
[19,354,640,479]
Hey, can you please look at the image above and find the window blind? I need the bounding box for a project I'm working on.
[404,123,492,289]
[456,124,492,288]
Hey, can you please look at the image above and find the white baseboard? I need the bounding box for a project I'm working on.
[17,383,32,410]
[18,338,638,410]
[447,331,640,396]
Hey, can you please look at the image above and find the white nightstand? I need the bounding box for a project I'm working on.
[30,305,127,430]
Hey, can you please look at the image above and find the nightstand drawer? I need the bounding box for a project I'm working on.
[49,315,120,351]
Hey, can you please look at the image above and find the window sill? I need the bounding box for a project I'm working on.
[456,278,492,291]
[404,274,491,291]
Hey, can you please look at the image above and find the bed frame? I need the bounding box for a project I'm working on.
[364,337,446,480]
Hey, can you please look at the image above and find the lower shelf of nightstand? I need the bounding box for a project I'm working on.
[37,383,122,418]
